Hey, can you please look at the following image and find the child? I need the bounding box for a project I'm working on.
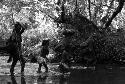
[37,39,49,73]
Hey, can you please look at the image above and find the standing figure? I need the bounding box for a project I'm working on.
[7,22,25,63]
[5,22,26,74]
[37,39,49,73]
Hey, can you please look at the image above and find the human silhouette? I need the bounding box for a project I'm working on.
[37,39,49,73]
[7,22,26,63]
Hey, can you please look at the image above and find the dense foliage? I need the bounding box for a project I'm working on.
[52,0,125,65]
[0,0,125,65]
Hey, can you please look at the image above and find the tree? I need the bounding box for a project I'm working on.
[104,0,124,29]
[50,0,125,64]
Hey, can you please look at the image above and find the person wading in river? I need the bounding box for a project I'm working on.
[37,39,49,73]
[6,22,26,63]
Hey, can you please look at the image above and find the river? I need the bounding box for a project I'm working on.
[0,57,125,84]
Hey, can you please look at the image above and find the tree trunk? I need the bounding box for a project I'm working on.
[88,0,91,20]
[104,0,124,29]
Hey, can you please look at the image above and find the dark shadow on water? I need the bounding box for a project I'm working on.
[2,66,125,84]
[37,75,47,84]
[7,75,26,84]
[5,73,69,84]
[59,75,68,84]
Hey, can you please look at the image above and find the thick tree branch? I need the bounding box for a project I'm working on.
[74,0,79,15]
[61,1,65,23]
[88,0,91,20]
[104,0,124,29]
[100,0,114,25]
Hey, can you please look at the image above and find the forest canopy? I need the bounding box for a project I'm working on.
[0,0,124,38]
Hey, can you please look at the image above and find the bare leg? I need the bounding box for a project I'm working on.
[20,56,25,74]
[18,45,25,74]
[43,62,48,72]
[7,56,12,63]
[10,58,18,75]
[37,63,42,73]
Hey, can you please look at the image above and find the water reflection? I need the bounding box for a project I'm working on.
[7,75,26,84]
[21,76,26,84]
[6,74,69,84]
[37,75,47,84]
[4,66,125,84]
[59,75,68,84]
[36,74,69,84]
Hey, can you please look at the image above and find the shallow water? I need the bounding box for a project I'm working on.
[1,57,125,84]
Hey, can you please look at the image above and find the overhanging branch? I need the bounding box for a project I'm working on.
[104,0,124,29]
